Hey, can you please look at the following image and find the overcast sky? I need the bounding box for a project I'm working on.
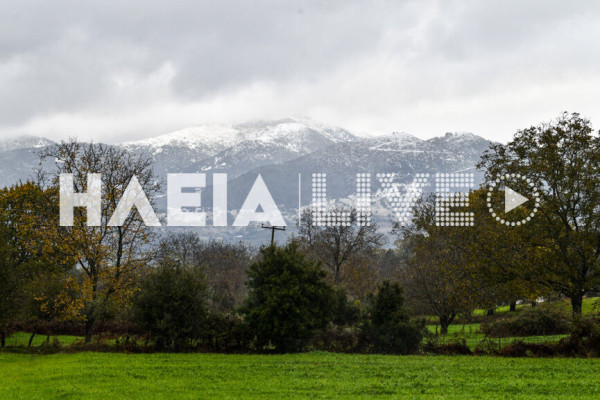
[1,0,599,143]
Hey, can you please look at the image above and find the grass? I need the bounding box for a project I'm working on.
[2,332,84,347]
[1,352,600,399]
[425,323,567,349]
[471,297,599,317]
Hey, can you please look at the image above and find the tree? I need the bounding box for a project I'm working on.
[38,139,160,341]
[461,189,550,312]
[363,281,425,354]
[396,197,477,334]
[242,240,334,352]
[298,207,386,286]
[0,224,28,347]
[157,233,253,313]
[0,182,73,346]
[133,260,208,350]
[24,269,85,346]
[478,112,600,314]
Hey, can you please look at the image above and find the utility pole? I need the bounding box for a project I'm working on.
[261,224,286,246]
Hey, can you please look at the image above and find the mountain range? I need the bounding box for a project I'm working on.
[0,119,493,243]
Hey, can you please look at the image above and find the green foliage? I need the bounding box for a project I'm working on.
[330,288,360,326]
[363,281,425,354]
[310,325,362,353]
[133,261,208,350]
[202,313,250,352]
[479,112,600,314]
[0,182,73,342]
[242,241,334,352]
[480,307,572,337]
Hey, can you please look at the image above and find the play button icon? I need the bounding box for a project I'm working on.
[505,187,529,213]
[487,173,541,226]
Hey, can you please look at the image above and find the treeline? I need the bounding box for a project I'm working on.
[1,112,600,353]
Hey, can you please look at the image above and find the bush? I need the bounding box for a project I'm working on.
[133,260,209,351]
[556,316,600,356]
[422,338,472,355]
[480,307,571,337]
[362,281,425,354]
[311,325,362,353]
[202,313,250,352]
[242,241,334,353]
[331,288,360,326]
[499,341,557,357]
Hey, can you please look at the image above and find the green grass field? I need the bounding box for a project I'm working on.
[1,352,600,399]
[425,323,567,349]
[470,297,599,317]
[3,332,84,347]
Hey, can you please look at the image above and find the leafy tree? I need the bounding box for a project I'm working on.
[396,197,477,334]
[330,287,360,326]
[242,240,334,352]
[0,224,28,347]
[479,112,600,314]
[23,269,85,346]
[0,182,73,346]
[133,260,208,350]
[363,281,425,354]
[462,188,551,311]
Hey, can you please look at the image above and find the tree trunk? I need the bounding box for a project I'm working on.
[439,314,455,335]
[84,315,95,343]
[440,322,449,335]
[28,333,36,347]
[486,308,494,316]
[509,301,517,312]
[571,294,583,315]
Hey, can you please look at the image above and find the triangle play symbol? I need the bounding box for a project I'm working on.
[505,187,529,213]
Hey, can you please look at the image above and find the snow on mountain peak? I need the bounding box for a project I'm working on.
[122,124,242,150]
[442,132,481,141]
[120,118,356,153]
[0,135,55,152]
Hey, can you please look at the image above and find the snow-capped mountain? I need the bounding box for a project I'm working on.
[0,119,494,243]
[0,136,54,153]
[121,118,357,179]
[224,131,491,213]
[122,124,243,155]
[0,136,55,187]
[193,119,357,177]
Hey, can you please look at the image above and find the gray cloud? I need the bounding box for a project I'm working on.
[1,0,600,142]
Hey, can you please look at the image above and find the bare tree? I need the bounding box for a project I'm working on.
[38,139,160,342]
[157,232,254,312]
[298,207,385,286]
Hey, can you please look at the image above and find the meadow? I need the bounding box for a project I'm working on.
[1,352,600,399]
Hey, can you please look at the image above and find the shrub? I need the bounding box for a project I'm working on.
[557,316,600,356]
[422,337,472,355]
[311,325,362,353]
[202,313,250,352]
[480,306,571,337]
[362,281,426,354]
[499,341,556,357]
[331,288,360,326]
[474,337,501,355]
[133,260,209,351]
[242,241,335,353]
